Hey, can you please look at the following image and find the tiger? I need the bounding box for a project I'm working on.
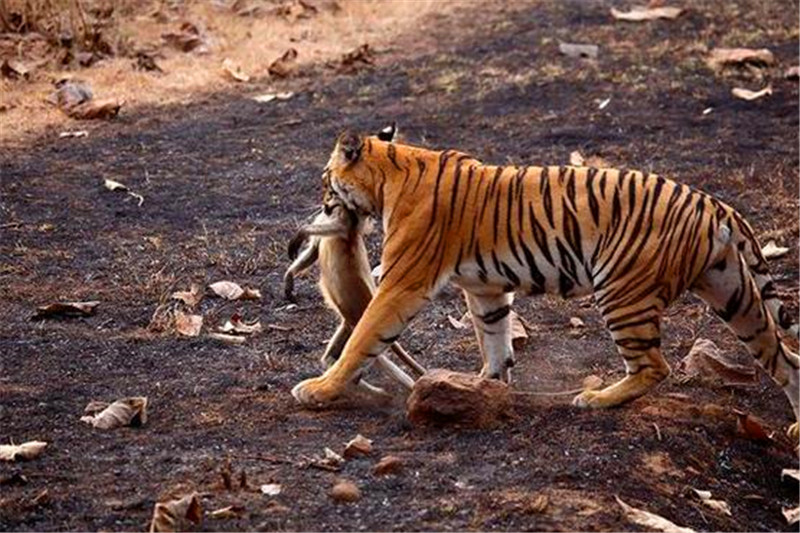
[290,129,799,440]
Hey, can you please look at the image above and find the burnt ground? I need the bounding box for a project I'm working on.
[1,1,799,531]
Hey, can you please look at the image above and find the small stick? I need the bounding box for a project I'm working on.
[653,422,662,441]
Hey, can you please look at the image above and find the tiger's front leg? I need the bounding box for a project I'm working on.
[464,291,515,382]
[291,284,429,406]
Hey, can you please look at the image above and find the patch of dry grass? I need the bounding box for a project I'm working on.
[0,0,442,144]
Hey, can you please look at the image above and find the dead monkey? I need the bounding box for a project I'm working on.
[284,125,426,390]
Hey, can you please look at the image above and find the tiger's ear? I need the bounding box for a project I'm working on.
[336,130,363,165]
[377,122,397,142]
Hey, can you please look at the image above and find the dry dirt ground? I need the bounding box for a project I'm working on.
[1,1,799,531]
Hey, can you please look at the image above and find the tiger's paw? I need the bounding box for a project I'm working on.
[787,422,799,442]
[573,389,602,409]
[291,377,341,406]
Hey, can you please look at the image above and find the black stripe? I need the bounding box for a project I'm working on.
[481,305,511,325]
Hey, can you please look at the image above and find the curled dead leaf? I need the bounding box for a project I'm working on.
[171,284,203,308]
[0,441,47,462]
[162,22,207,53]
[150,493,203,532]
[733,409,770,442]
[268,48,298,78]
[67,98,122,120]
[1,59,31,79]
[558,42,598,59]
[222,58,250,82]
[707,48,775,71]
[339,44,374,73]
[104,179,128,191]
[761,240,789,259]
[329,479,360,503]
[252,92,294,103]
[691,488,731,516]
[731,85,772,101]
[570,316,586,328]
[343,434,372,459]
[781,468,800,482]
[175,311,203,337]
[610,6,683,21]
[615,496,695,533]
[679,338,755,385]
[81,397,148,429]
[220,314,262,335]
[209,281,261,301]
[33,301,99,319]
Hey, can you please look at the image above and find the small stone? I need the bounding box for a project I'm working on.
[330,479,361,503]
[373,455,403,476]
[343,434,372,459]
[406,369,512,427]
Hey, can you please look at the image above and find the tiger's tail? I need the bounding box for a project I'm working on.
[729,211,798,339]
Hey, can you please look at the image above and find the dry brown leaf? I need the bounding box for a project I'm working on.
[1,59,32,79]
[707,48,775,71]
[343,434,373,459]
[339,44,374,73]
[162,22,207,53]
[0,441,48,462]
[171,284,203,308]
[207,332,247,344]
[150,493,203,532]
[104,179,128,191]
[222,58,250,82]
[268,48,298,78]
[610,6,683,21]
[510,311,528,350]
[691,489,731,516]
[329,479,360,502]
[558,42,598,59]
[570,316,586,328]
[761,240,789,259]
[569,150,585,166]
[175,311,203,337]
[679,338,755,385]
[252,92,294,103]
[209,281,260,300]
[81,397,148,429]
[616,496,695,533]
[33,301,100,319]
[731,85,772,101]
[733,409,771,442]
[783,505,800,525]
[67,98,123,120]
[220,314,262,335]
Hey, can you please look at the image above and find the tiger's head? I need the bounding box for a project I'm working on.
[322,123,398,217]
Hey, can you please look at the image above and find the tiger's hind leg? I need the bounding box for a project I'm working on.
[574,299,669,408]
[691,247,799,440]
